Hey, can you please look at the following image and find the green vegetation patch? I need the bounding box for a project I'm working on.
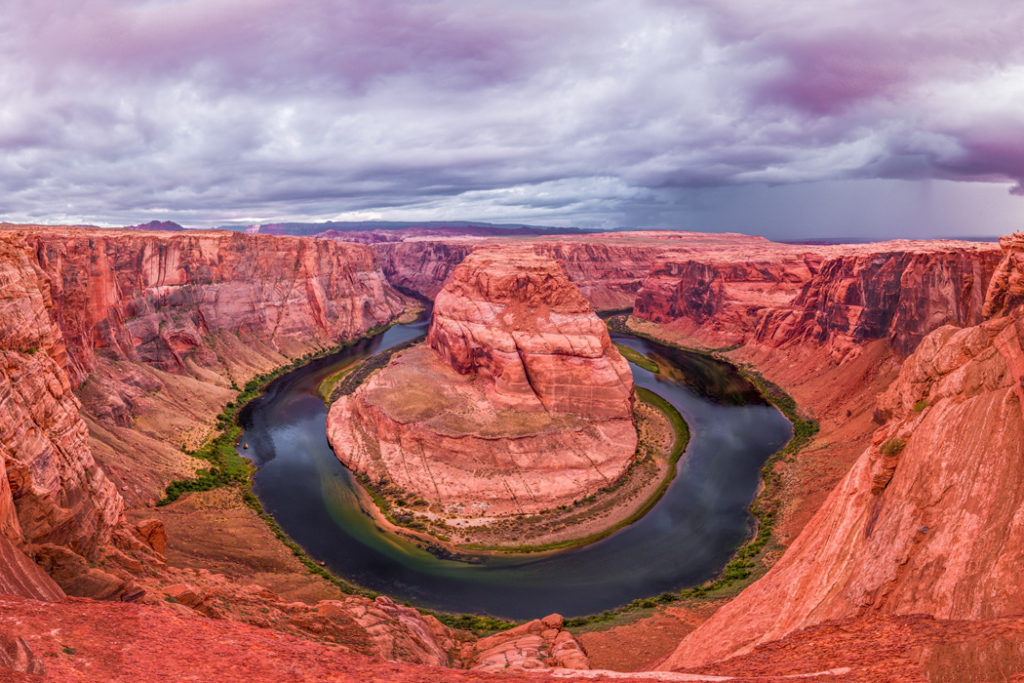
[158,427,252,505]
[614,342,660,373]
[317,365,355,403]
[880,437,906,456]
[427,612,517,635]
[157,320,400,506]
[330,336,425,400]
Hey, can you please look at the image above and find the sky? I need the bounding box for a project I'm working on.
[2,0,1024,239]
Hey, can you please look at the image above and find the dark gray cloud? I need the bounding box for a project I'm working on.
[1,0,1023,236]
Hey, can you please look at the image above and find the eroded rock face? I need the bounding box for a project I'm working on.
[0,224,410,599]
[376,239,477,300]
[663,235,1024,670]
[0,224,409,502]
[428,248,634,418]
[329,247,637,515]
[634,241,1003,362]
[22,227,407,388]
[374,231,770,310]
[0,535,64,602]
[634,252,820,349]
[778,246,1002,358]
[340,596,456,666]
[984,232,1024,318]
[0,236,122,560]
[464,613,589,672]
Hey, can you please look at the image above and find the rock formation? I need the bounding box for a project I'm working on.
[662,233,1024,669]
[634,240,1003,361]
[328,247,637,515]
[0,535,65,602]
[0,224,410,599]
[0,225,411,510]
[372,230,769,310]
[0,235,123,564]
[464,613,589,672]
[427,248,634,418]
[22,226,407,389]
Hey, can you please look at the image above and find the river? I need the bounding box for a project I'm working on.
[237,319,792,619]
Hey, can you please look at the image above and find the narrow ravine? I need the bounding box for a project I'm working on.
[238,319,792,620]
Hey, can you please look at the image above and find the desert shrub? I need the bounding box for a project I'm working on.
[880,438,906,456]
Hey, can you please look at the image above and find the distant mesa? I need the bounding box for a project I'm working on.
[225,219,592,240]
[123,220,187,232]
[327,246,637,517]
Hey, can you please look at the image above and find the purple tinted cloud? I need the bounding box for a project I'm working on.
[0,0,1023,236]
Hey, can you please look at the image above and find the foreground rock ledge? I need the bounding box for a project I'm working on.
[327,247,637,517]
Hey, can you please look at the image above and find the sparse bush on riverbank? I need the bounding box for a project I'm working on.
[157,321,399,506]
[614,342,660,372]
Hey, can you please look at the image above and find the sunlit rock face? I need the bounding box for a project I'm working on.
[427,247,635,419]
[328,247,638,516]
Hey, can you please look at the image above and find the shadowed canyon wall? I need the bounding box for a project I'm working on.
[373,231,770,310]
[634,241,1003,362]
[0,225,409,596]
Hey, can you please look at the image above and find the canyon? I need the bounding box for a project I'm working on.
[372,230,769,310]
[1,221,1023,680]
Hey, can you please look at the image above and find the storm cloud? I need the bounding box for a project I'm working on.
[2,0,1023,237]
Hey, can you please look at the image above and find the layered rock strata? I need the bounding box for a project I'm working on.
[328,247,637,515]
[0,235,123,565]
[0,224,409,597]
[22,226,407,389]
[664,233,1024,669]
[0,225,409,508]
[373,231,769,310]
[634,240,1002,361]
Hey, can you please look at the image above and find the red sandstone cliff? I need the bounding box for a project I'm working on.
[428,248,634,418]
[23,227,407,389]
[0,236,123,565]
[2,226,411,508]
[663,233,1024,669]
[328,247,638,515]
[0,224,410,599]
[372,231,769,310]
[634,240,1002,362]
